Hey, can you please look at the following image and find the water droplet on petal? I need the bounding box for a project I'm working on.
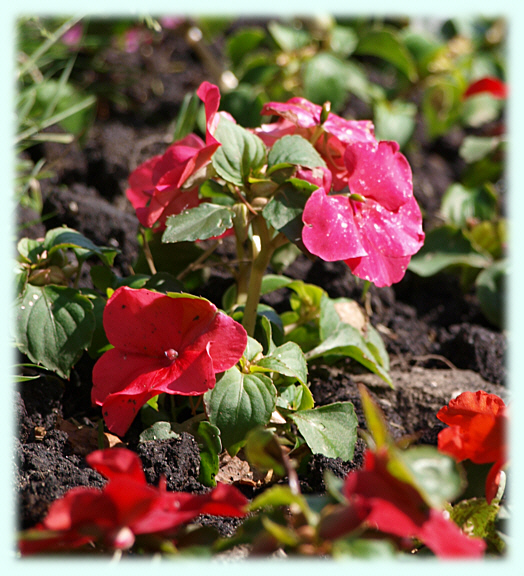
[165,349,179,361]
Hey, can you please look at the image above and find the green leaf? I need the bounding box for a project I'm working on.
[162,203,234,243]
[252,341,308,385]
[397,446,464,509]
[422,80,462,140]
[268,21,312,52]
[196,421,222,487]
[448,498,504,553]
[267,135,326,170]
[248,485,312,519]
[373,99,417,149]
[43,227,118,266]
[305,325,392,386]
[441,183,498,228]
[212,117,266,187]
[460,135,503,163]
[303,53,351,112]
[139,421,180,442]
[260,274,294,295]
[245,428,287,477]
[461,93,504,128]
[332,538,397,558]
[277,382,314,411]
[475,259,507,328]
[204,367,277,455]
[290,402,358,461]
[226,27,266,67]
[329,25,358,57]
[408,225,492,277]
[262,181,311,244]
[15,284,95,379]
[173,92,201,141]
[359,384,390,450]
[355,29,418,82]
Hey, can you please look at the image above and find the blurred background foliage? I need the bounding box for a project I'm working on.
[15,14,507,327]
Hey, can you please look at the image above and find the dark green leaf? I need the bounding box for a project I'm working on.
[303,53,350,112]
[355,28,418,82]
[441,183,498,228]
[408,225,492,277]
[289,402,358,461]
[15,284,95,379]
[162,203,234,243]
[196,421,222,487]
[43,227,118,266]
[227,28,266,67]
[475,259,507,328]
[212,117,266,187]
[204,367,277,455]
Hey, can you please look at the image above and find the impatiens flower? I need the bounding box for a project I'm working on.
[92,287,247,436]
[302,140,424,287]
[126,82,222,229]
[341,449,486,558]
[437,390,507,503]
[463,77,507,100]
[256,97,375,190]
[18,448,248,555]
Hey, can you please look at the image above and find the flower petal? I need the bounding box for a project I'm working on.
[345,140,413,211]
[86,447,146,484]
[302,188,366,261]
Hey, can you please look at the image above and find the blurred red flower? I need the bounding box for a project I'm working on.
[19,448,248,555]
[463,77,507,100]
[92,287,247,436]
[437,390,507,503]
[342,449,486,558]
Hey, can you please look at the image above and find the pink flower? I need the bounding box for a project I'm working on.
[126,82,222,229]
[437,391,508,503]
[341,449,486,558]
[302,140,424,287]
[18,448,248,555]
[61,23,83,47]
[92,287,247,436]
[256,97,375,191]
[463,77,507,100]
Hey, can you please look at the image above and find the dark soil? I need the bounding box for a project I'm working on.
[14,20,507,549]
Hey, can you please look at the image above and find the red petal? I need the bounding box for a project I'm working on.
[86,448,146,484]
[464,77,507,99]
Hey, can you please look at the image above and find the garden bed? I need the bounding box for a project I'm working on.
[15,16,507,557]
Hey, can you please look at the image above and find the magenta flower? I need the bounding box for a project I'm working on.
[126,82,222,229]
[256,97,375,190]
[92,287,247,436]
[302,140,424,287]
[342,449,486,558]
[19,448,248,554]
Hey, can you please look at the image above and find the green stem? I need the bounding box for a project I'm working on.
[241,216,274,337]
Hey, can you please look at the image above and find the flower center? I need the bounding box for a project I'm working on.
[164,348,179,361]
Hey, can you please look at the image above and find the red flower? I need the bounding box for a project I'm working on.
[342,449,486,558]
[302,141,424,287]
[92,287,247,436]
[463,77,507,100]
[18,448,248,555]
[437,390,507,503]
[255,97,375,191]
[126,82,222,229]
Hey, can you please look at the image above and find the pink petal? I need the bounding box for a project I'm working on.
[196,81,222,142]
[252,119,297,147]
[345,141,413,211]
[302,188,366,261]
[323,115,375,145]
[261,98,319,128]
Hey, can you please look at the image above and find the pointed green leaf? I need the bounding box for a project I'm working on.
[15,284,95,379]
[268,135,326,170]
[162,203,234,243]
[43,226,118,266]
[204,367,277,454]
[212,117,266,187]
[289,402,358,461]
[252,341,308,385]
[196,421,222,487]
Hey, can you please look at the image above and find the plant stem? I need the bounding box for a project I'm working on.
[140,227,157,275]
[241,216,274,337]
